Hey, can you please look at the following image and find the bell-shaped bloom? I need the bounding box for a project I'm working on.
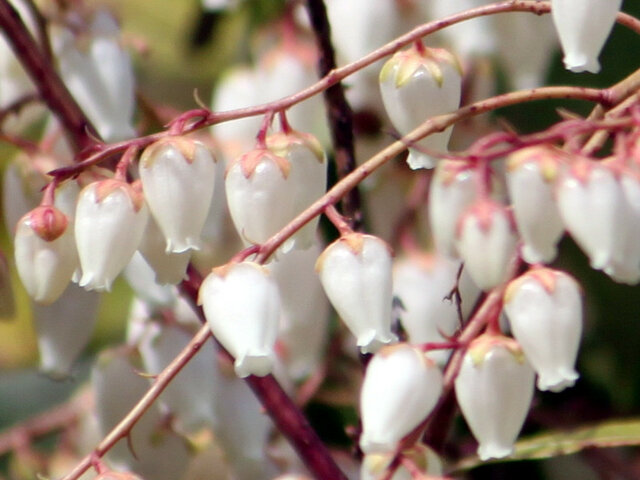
[316,233,397,353]
[75,179,148,292]
[137,216,191,285]
[226,131,326,250]
[551,0,622,73]
[361,443,443,480]
[32,284,100,378]
[556,159,627,274]
[605,171,640,284]
[124,254,177,308]
[455,334,535,460]
[504,268,582,392]
[14,205,78,304]
[360,343,443,454]
[139,137,217,253]
[266,245,329,380]
[428,159,479,258]
[138,321,218,432]
[492,11,557,90]
[456,200,518,291]
[506,146,565,264]
[266,130,327,251]
[52,10,136,141]
[379,45,462,169]
[429,0,497,59]
[393,252,480,364]
[199,261,281,378]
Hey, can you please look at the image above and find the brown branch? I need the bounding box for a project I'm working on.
[305,0,362,230]
[0,0,98,151]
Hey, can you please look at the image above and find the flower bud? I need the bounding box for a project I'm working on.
[504,268,582,392]
[454,334,535,460]
[551,0,622,73]
[456,200,518,291]
[139,137,217,253]
[360,344,443,454]
[379,45,462,169]
[428,159,479,258]
[75,179,148,292]
[316,233,397,353]
[198,261,281,377]
[506,146,565,264]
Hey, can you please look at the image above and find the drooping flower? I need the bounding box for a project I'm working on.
[379,44,462,169]
[199,261,281,378]
[14,205,77,304]
[428,159,480,258]
[360,344,443,454]
[316,233,397,353]
[75,179,148,292]
[551,0,623,73]
[504,268,583,392]
[455,334,535,460]
[139,137,217,254]
[456,200,518,291]
[506,145,565,264]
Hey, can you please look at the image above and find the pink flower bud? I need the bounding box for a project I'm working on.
[456,200,518,291]
[455,334,535,460]
[551,0,622,73]
[198,262,281,377]
[75,179,148,292]
[360,344,443,454]
[504,268,582,392]
[14,205,78,304]
[506,146,565,264]
[379,45,462,169]
[139,137,217,253]
[316,233,397,353]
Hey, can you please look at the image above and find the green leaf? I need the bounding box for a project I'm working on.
[450,418,640,473]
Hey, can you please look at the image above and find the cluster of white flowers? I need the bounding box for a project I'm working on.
[0,0,632,478]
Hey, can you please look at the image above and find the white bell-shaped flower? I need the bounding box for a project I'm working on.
[551,0,622,73]
[361,444,443,480]
[198,261,281,378]
[316,233,397,353]
[360,343,443,454]
[14,205,78,304]
[428,159,480,258]
[393,253,480,365]
[138,321,218,432]
[75,179,148,292]
[137,216,191,285]
[139,137,217,253]
[506,146,565,264]
[226,147,296,246]
[456,200,518,291]
[455,334,535,460]
[379,44,462,169]
[32,284,100,378]
[266,130,327,251]
[429,0,497,59]
[52,10,136,141]
[556,159,626,273]
[604,171,640,284]
[124,254,177,307]
[266,245,329,380]
[492,11,557,90]
[504,268,582,392]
